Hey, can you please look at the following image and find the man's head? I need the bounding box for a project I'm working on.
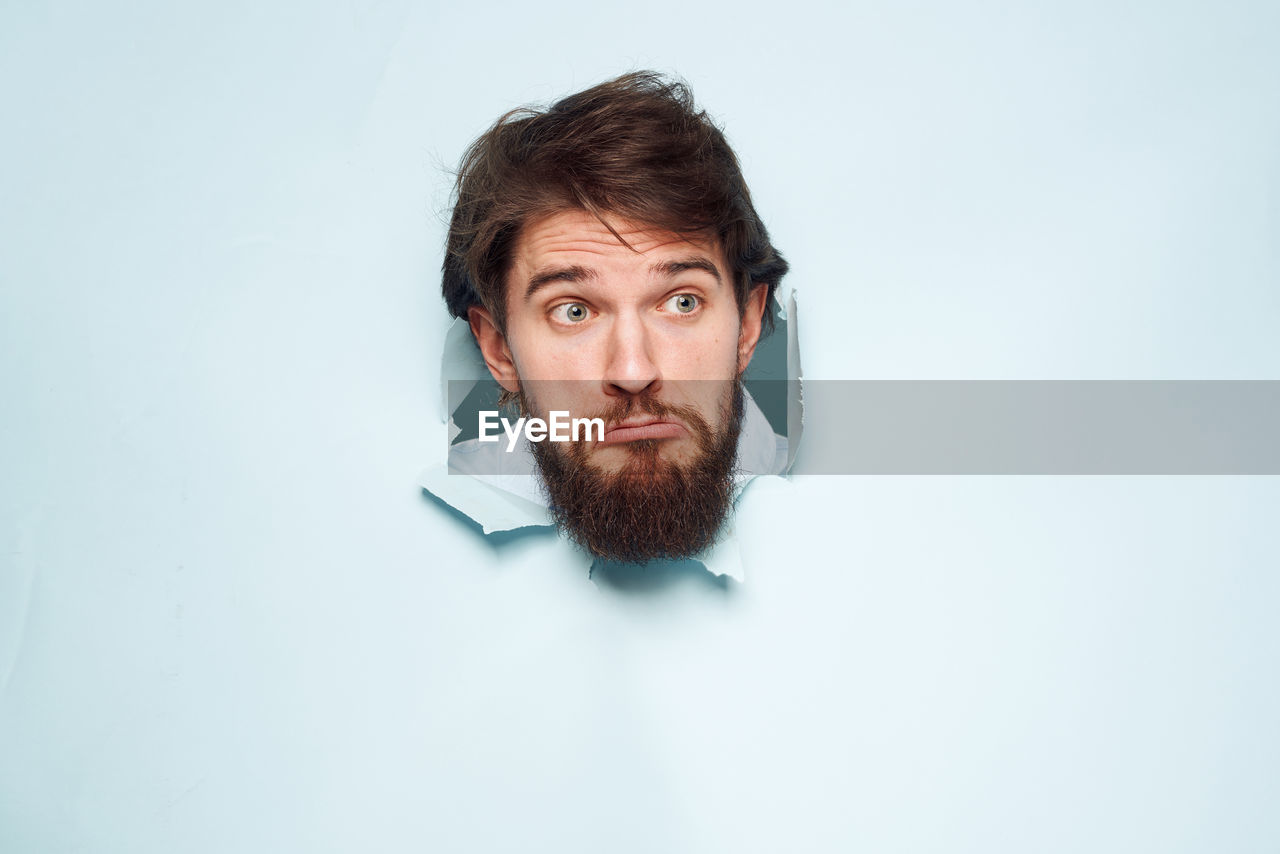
[442,72,788,562]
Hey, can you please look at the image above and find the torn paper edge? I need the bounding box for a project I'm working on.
[420,287,803,581]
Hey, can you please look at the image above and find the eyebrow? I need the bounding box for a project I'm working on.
[522,255,723,302]
[651,256,722,283]
[524,265,598,301]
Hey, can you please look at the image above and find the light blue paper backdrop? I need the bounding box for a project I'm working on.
[2,1,1278,851]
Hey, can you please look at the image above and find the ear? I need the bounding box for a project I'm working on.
[736,284,770,373]
[467,306,520,393]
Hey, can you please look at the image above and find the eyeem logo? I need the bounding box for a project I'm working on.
[478,411,605,452]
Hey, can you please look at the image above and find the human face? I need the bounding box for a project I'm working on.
[468,208,767,472]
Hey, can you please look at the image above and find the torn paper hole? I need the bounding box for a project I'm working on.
[418,290,803,582]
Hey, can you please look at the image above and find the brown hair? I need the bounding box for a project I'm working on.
[442,71,789,332]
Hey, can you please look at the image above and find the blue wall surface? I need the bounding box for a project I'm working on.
[2,2,1278,851]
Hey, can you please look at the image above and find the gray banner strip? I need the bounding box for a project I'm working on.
[792,381,1280,474]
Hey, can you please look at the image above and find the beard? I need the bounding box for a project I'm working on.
[525,381,745,563]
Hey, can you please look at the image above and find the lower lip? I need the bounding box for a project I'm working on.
[600,421,688,445]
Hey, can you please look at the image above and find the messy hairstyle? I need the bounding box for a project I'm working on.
[441,71,789,332]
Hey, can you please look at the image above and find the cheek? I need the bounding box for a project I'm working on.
[506,319,608,382]
[662,320,742,379]
[513,348,607,384]
[518,378,603,424]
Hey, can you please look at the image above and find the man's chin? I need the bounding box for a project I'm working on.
[533,447,735,563]
[528,388,745,564]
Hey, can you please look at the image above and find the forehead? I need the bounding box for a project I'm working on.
[510,209,725,279]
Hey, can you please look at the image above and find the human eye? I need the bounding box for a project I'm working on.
[550,302,592,324]
[663,293,701,315]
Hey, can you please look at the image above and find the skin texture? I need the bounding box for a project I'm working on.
[468,209,768,473]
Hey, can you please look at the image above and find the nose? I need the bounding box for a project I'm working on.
[602,312,661,397]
